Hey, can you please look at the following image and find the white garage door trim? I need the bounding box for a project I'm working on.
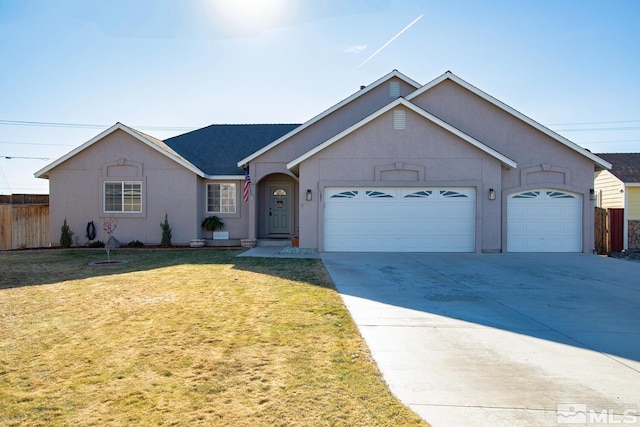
[324,187,475,252]
[507,189,582,252]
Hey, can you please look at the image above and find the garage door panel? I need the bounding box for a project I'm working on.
[324,187,475,252]
[507,189,581,252]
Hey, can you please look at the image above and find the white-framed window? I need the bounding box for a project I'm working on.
[104,181,142,213]
[207,183,236,213]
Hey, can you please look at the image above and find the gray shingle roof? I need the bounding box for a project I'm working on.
[164,124,300,175]
[596,153,640,183]
[125,124,200,171]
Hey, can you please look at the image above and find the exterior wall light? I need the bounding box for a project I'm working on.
[306,189,312,201]
[590,189,596,201]
[488,188,496,200]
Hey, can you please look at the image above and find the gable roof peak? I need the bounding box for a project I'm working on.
[387,69,421,86]
[287,97,518,171]
[35,122,203,179]
[236,69,422,167]
[407,72,611,170]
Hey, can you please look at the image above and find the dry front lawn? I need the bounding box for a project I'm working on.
[0,249,428,426]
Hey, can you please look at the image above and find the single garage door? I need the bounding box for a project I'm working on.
[507,189,582,252]
[324,187,475,252]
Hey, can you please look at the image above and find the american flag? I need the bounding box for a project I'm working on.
[243,167,251,202]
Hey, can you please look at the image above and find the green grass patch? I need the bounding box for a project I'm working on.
[0,249,428,426]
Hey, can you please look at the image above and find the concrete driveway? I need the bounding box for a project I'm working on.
[320,253,640,427]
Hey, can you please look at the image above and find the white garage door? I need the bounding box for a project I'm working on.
[324,187,475,252]
[507,189,582,252]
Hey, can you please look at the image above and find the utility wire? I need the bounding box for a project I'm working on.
[0,141,75,146]
[555,126,640,132]
[1,155,50,160]
[0,119,106,129]
[581,139,640,144]
[0,119,197,132]
[549,119,640,126]
[3,117,639,133]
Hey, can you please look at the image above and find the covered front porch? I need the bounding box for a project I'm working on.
[246,172,299,243]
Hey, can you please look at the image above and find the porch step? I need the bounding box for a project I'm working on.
[257,239,291,247]
[205,238,241,247]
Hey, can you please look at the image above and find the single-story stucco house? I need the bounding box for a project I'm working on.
[594,153,640,251]
[35,70,611,252]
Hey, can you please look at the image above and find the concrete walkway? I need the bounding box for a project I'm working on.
[321,253,640,427]
[236,245,320,259]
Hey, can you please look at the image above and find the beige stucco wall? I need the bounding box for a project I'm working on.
[254,78,415,167]
[411,80,597,252]
[298,108,503,252]
[293,79,598,252]
[197,178,248,240]
[48,129,199,246]
[247,77,416,240]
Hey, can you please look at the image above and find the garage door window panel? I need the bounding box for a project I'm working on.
[366,190,394,198]
[405,190,432,198]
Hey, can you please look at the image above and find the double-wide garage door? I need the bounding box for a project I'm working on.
[324,187,475,252]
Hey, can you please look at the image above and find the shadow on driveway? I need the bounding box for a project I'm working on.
[321,252,640,426]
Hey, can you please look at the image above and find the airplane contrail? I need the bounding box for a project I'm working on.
[357,14,424,68]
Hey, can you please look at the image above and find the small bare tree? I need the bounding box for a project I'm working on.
[102,218,118,262]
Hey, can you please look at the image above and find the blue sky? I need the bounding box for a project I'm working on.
[1,0,639,194]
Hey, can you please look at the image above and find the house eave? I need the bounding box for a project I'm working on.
[35,123,124,179]
[202,175,245,180]
[237,70,422,168]
[287,98,518,171]
[34,123,206,179]
[407,71,612,171]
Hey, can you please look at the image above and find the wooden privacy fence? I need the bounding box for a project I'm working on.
[0,194,50,250]
[594,206,627,255]
[594,206,608,255]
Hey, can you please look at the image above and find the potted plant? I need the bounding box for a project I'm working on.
[201,215,224,238]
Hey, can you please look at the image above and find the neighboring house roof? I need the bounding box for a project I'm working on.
[164,124,299,176]
[407,71,612,171]
[595,153,640,183]
[236,69,422,167]
[287,98,518,171]
[35,122,203,179]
